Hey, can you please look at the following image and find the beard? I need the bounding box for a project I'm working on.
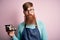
[25,14,36,24]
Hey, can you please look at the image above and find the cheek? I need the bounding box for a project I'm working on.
[24,12,29,16]
[30,11,34,15]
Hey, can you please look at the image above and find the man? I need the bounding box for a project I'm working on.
[8,2,47,40]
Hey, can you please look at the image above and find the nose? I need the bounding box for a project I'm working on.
[28,11,34,15]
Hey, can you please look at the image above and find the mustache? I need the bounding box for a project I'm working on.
[26,14,33,16]
[26,16,35,19]
[26,14,35,17]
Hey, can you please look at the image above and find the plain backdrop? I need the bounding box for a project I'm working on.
[0,0,60,40]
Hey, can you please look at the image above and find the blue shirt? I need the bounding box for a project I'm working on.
[12,20,48,40]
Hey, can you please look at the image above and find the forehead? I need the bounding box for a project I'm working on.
[27,7,34,10]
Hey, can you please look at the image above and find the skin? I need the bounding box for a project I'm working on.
[24,7,36,25]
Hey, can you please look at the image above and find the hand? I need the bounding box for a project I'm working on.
[8,31,15,37]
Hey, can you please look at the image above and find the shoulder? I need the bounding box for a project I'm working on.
[36,20,45,30]
[18,22,25,33]
[18,22,25,27]
[36,20,44,26]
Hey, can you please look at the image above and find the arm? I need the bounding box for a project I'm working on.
[13,34,18,40]
[42,23,48,40]
[13,25,21,40]
[37,20,48,40]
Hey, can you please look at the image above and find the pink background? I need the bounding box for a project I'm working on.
[0,0,60,40]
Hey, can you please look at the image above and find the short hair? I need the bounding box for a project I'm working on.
[23,2,33,11]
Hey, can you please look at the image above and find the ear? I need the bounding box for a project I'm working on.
[23,11,25,15]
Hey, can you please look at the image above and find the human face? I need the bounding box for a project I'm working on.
[24,7,36,24]
[24,7,35,16]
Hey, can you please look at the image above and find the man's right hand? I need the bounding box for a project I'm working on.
[8,31,15,37]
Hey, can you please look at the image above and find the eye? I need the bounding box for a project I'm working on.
[30,9,34,11]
